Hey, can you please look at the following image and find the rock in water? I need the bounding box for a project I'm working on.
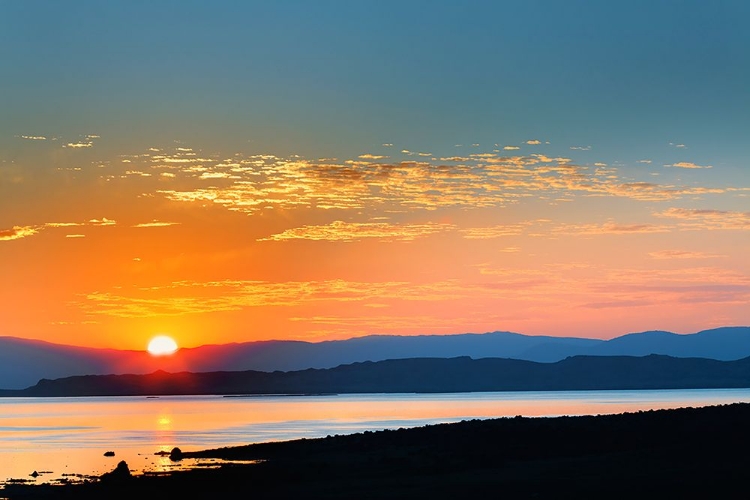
[104,451,115,457]
[170,447,183,461]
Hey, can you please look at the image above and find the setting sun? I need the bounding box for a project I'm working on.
[147,335,179,356]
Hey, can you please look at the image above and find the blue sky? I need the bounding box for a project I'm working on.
[1,1,748,347]
[3,1,749,160]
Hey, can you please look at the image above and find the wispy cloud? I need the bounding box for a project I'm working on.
[553,221,670,235]
[64,141,93,148]
[63,134,99,149]
[76,279,472,318]
[88,218,117,226]
[669,162,712,169]
[132,220,181,228]
[19,135,47,140]
[135,144,737,217]
[655,208,750,230]
[649,250,721,260]
[258,220,454,242]
[1,218,117,242]
[459,223,530,239]
[0,226,38,241]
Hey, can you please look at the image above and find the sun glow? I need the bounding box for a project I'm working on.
[147,335,179,356]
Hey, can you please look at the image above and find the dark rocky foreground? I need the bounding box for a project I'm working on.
[4,402,750,499]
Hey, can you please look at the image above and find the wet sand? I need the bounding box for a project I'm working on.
[4,402,749,499]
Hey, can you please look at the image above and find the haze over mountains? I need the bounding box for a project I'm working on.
[1,327,748,390]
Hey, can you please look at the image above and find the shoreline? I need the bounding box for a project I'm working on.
[4,402,750,498]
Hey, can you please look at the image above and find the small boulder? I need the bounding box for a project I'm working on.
[30,471,39,478]
[104,451,115,457]
[169,447,183,461]
[100,460,131,483]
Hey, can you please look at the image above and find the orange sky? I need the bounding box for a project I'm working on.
[1,3,748,350]
[2,140,748,350]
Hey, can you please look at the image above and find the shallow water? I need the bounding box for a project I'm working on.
[1,388,749,483]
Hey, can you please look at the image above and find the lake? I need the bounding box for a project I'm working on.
[2,388,750,484]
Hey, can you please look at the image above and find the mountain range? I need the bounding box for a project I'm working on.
[1,326,748,390]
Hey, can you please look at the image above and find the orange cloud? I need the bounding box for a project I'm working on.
[132,221,180,228]
[112,145,734,215]
[259,220,454,242]
[648,250,721,260]
[0,226,38,241]
[459,223,530,239]
[553,221,670,235]
[655,208,750,230]
[669,162,712,169]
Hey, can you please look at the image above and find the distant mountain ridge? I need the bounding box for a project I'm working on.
[1,326,748,390]
[3,354,750,397]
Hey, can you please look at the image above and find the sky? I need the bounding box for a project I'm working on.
[1,1,748,350]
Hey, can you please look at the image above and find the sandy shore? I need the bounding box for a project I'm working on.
[3,402,750,498]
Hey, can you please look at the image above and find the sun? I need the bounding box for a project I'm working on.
[147,335,179,356]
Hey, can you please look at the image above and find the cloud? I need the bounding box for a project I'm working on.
[503,146,520,150]
[20,135,47,140]
[109,145,743,217]
[637,160,652,164]
[258,220,454,242]
[655,208,750,230]
[668,162,712,169]
[459,223,530,239]
[1,218,117,242]
[88,218,117,226]
[76,279,469,318]
[526,140,541,145]
[669,143,687,148]
[44,222,83,228]
[359,154,388,160]
[132,220,180,228]
[65,234,86,238]
[0,226,38,241]
[63,135,99,149]
[649,250,721,260]
[570,146,592,151]
[553,221,670,235]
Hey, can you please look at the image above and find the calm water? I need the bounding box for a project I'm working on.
[2,389,749,483]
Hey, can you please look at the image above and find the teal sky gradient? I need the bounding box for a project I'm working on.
[1,1,748,348]
[3,1,749,160]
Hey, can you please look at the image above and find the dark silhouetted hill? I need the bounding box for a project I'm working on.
[3,354,750,397]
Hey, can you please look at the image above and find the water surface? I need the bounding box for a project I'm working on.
[2,389,749,483]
